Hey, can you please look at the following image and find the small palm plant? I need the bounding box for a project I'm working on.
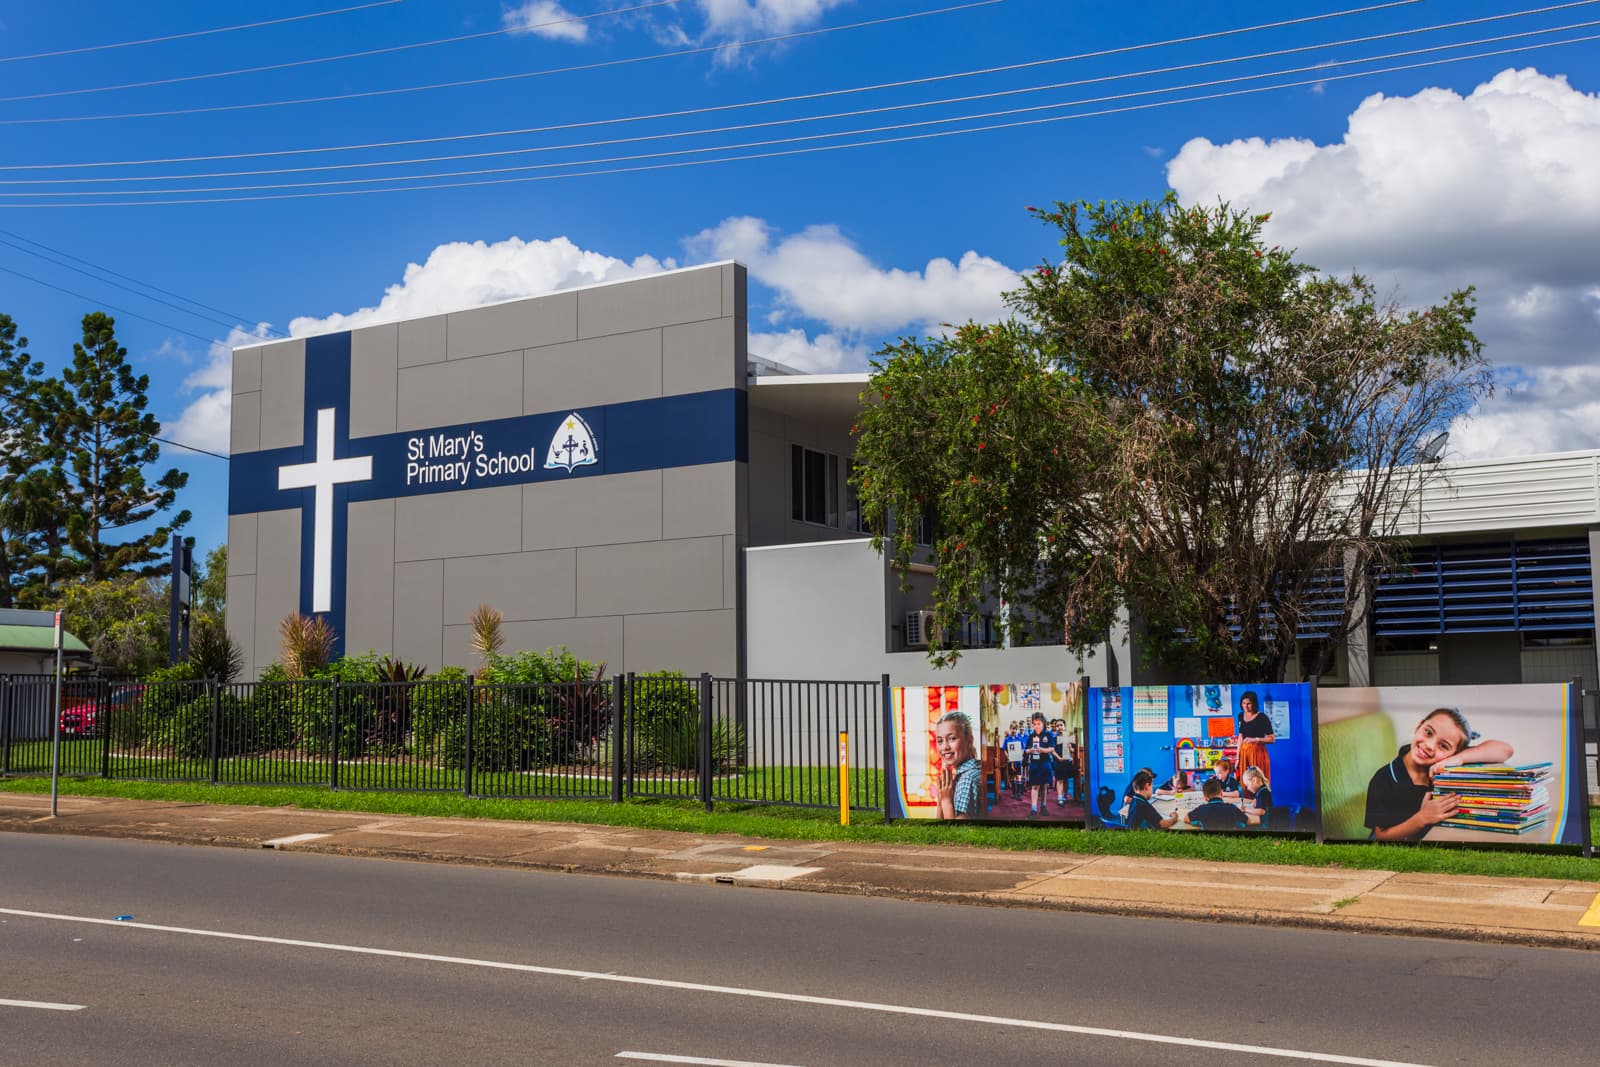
[188,616,243,682]
[278,612,336,679]
[369,656,427,753]
[468,604,504,679]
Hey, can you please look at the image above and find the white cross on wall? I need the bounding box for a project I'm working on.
[277,408,373,613]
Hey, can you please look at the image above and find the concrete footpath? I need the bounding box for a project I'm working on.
[4,793,1599,950]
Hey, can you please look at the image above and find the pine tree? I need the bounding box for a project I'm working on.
[53,312,190,582]
[0,313,58,607]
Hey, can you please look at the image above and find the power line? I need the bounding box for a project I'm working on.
[0,227,275,332]
[0,1,403,64]
[0,262,228,344]
[6,18,1595,199]
[6,30,1590,208]
[0,0,1409,128]
[152,435,229,461]
[5,3,1589,185]
[0,0,685,102]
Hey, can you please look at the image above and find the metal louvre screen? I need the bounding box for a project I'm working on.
[1373,538,1595,635]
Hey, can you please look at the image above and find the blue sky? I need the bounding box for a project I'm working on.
[2,0,1598,563]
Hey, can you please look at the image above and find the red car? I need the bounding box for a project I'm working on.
[58,684,142,738]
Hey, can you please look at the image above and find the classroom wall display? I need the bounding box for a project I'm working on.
[1085,684,1316,834]
[886,682,1087,822]
[1317,683,1590,847]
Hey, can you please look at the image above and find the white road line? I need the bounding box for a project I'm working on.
[0,907,1431,1067]
[617,1054,805,1067]
[260,832,330,848]
[0,998,86,1012]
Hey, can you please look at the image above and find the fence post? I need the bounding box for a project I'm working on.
[1,675,10,775]
[208,678,222,785]
[881,673,893,824]
[329,680,341,791]
[624,673,636,800]
[100,677,112,780]
[462,676,475,798]
[699,672,713,812]
[610,675,624,804]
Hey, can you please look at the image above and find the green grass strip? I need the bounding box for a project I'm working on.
[5,775,1597,882]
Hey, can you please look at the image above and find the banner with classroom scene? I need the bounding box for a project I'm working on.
[1084,684,1317,834]
[1317,683,1591,847]
[886,682,1087,822]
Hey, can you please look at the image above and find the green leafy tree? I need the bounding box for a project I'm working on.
[53,576,169,676]
[0,313,55,607]
[54,312,190,582]
[194,543,227,617]
[853,195,1492,683]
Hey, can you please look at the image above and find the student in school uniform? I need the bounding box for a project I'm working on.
[1241,766,1273,827]
[1185,777,1248,830]
[1004,722,1025,799]
[1212,758,1241,797]
[930,710,982,820]
[1156,768,1189,795]
[1125,770,1181,830]
[1363,707,1513,842]
[1022,712,1057,819]
[1051,721,1076,805]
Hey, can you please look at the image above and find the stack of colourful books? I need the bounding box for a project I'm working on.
[1432,763,1553,835]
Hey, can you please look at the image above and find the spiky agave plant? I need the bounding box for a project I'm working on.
[278,612,336,679]
[468,604,504,679]
[369,656,427,753]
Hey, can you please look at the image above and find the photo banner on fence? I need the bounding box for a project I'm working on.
[1317,683,1590,847]
[886,682,1086,822]
[1085,683,1316,833]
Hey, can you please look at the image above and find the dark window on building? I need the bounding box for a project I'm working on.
[791,444,841,527]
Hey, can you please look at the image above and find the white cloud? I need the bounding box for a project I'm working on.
[688,216,1018,335]
[1166,67,1600,458]
[503,1,589,42]
[168,324,273,456]
[748,328,868,372]
[288,235,673,336]
[695,0,851,37]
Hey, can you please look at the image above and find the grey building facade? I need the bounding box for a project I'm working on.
[227,262,748,679]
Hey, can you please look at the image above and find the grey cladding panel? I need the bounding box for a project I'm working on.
[397,350,522,431]
[443,549,576,624]
[449,292,577,360]
[232,347,261,394]
[258,339,306,451]
[230,391,262,455]
[344,498,396,655]
[576,267,723,338]
[522,470,661,551]
[226,575,257,681]
[395,484,522,561]
[349,323,398,439]
[398,314,447,368]
[253,509,301,671]
[662,462,737,540]
[523,329,662,413]
[624,610,736,676]
[662,317,737,397]
[577,536,725,616]
[394,560,444,670]
[227,514,259,576]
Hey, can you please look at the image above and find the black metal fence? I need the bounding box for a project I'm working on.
[0,673,887,813]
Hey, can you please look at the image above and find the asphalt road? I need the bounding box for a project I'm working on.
[1,833,1592,1066]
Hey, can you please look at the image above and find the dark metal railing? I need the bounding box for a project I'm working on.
[0,672,888,813]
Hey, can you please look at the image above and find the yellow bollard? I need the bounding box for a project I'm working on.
[838,731,850,827]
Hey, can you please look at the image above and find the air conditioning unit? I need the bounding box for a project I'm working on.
[904,610,937,649]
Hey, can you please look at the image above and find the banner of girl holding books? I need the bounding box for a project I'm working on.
[886,680,1591,852]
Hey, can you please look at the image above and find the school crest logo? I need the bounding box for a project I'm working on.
[544,412,598,474]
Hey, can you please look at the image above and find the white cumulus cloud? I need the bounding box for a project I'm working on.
[288,235,673,336]
[688,216,1018,337]
[748,328,867,373]
[1166,67,1600,458]
[695,0,851,36]
[503,1,589,42]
